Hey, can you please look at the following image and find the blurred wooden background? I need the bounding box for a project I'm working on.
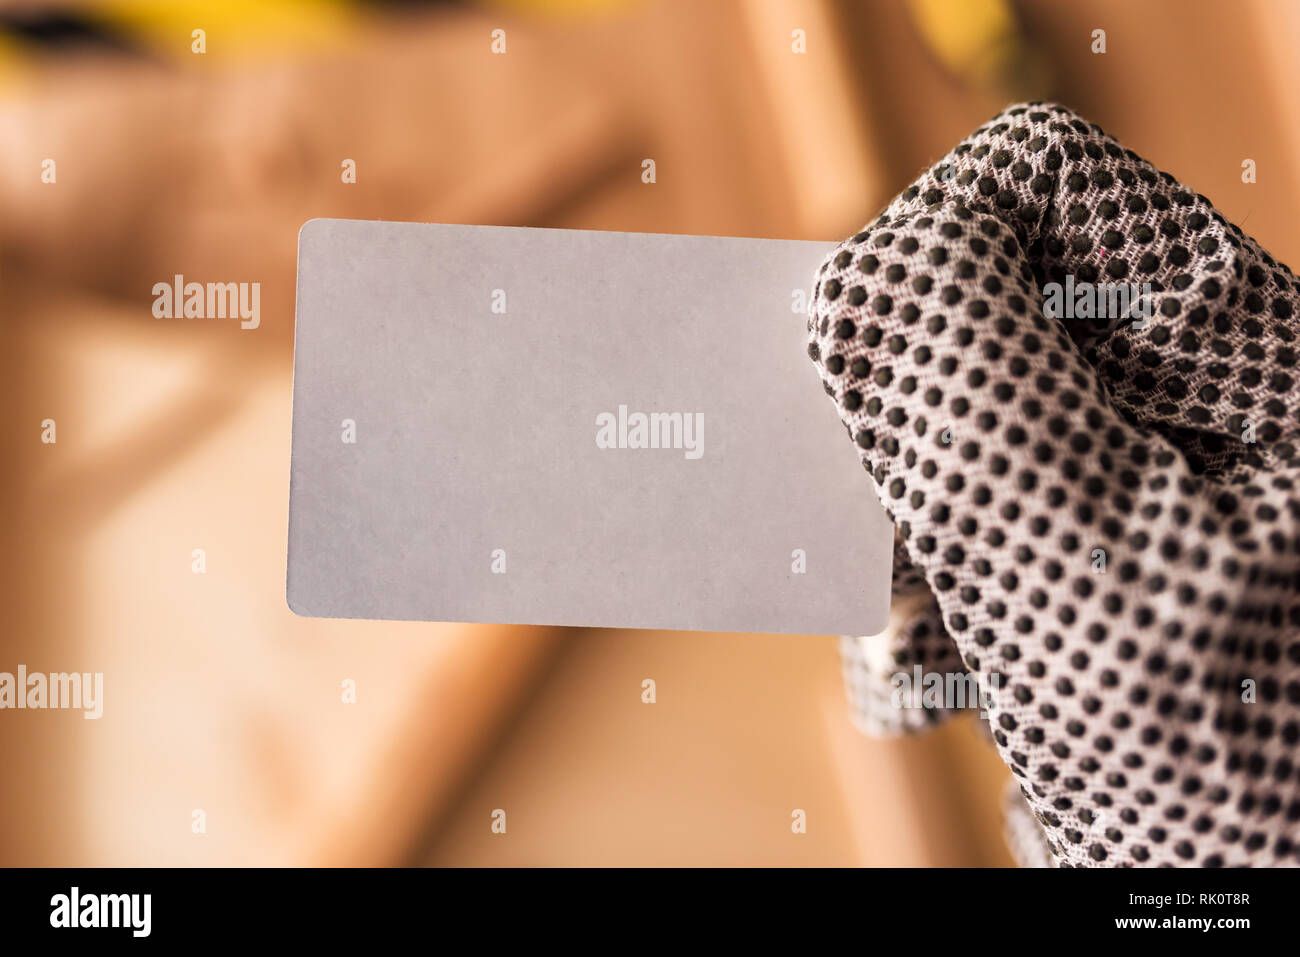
[4,0,1298,866]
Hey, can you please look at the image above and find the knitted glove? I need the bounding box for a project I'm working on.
[809,102,1300,867]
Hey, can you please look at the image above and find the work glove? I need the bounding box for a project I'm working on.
[809,102,1300,867]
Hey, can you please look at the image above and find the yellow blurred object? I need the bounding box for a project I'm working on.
[484,0,634,17]
[0,33,29,85]
[96,0,358,57]
[907,0,1049,96]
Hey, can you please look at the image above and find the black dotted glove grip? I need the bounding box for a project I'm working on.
[810,102,1300,867]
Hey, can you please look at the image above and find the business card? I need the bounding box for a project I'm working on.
[287,220,893,634]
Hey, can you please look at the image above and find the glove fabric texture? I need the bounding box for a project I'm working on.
[810,102,1300,867]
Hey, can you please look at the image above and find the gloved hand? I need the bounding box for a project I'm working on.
[809,102,1300,867]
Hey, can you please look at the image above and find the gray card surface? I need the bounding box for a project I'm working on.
[287,220,893,634]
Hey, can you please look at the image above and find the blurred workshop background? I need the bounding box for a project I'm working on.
[4,0,1300,866]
